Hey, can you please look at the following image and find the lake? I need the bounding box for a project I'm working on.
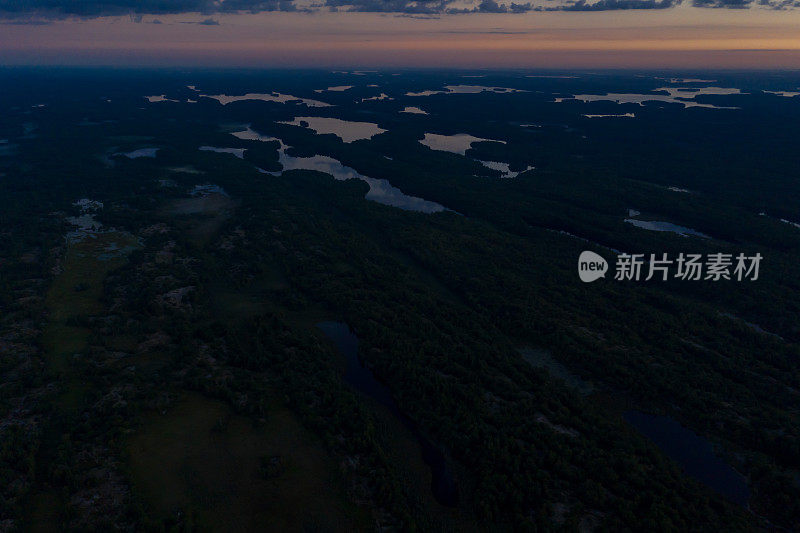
[625,219,710,239]
[199,92,332,108]
[278,116,386,143]
[477,160,534,179]
[199,146,246,159]
[232,126,446,213]
[407,85,526,96]
[420,132,504,155]
[556,87,741,110]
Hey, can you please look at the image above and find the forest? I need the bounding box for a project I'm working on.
[0,67,799,531]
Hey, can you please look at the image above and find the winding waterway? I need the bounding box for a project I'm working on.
[317,321,458,507]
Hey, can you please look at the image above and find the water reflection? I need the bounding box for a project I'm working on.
[407,85,526,96]
[278,116,387,143]
[420,133,504,155]
[763,90,800,98]
[556,87,741,110]
[360,93,392,102]
[199,92,332,107]
[658,78,717,84]
[199,146,246,159]
[232,126,446,213]
[144,95,178,103]
[625,219,709,239]
[477,160,534,179]
[583,113,635,118]
[314,85,353,92]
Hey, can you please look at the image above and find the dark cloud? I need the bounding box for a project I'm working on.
[0,0,786,17]
[762,0,800,7]
[559,0,677,9]
[760,0,800,7]
[446,0,534,12]
[476,0,508,11]
[218,0,297,11]
[509,2,534,11]
[323,0,447,13]
[0,0,294,18]
[197,16,220,23]
[691,0,750,6]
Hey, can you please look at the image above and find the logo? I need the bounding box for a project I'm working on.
[578,251,762,282]
[578,251,608,283]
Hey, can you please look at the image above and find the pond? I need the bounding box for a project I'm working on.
[624,411,750,507]
[317,321,459,507]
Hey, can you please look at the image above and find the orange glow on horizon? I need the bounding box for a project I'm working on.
[2,9,800,68]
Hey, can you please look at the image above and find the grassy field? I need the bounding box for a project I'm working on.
[43,231,139,375]
[126,391,370,532]
[26,231,139,530]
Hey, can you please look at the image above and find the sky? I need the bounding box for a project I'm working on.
[1,1,799,68]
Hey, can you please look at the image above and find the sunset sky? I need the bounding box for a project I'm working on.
[2,1,799,68]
